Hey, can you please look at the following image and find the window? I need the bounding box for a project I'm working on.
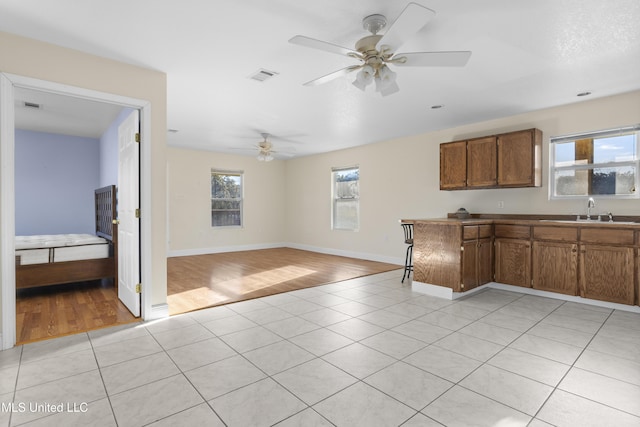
[550,125,639,199]
[332,166,359,230]
[211,170,243,227]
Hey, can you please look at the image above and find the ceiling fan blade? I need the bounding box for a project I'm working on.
[289,35,360,58]
[276,152,296,158]
[393,51,472,67]
[303,65,362,86]
[377,3,435,52]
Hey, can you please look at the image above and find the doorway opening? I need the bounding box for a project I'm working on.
[1,73,153,349]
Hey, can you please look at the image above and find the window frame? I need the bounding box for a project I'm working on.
[549,125,639,200]
[210,169,244,228]
[331,166,360,231]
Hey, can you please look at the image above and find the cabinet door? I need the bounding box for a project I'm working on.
[440,141,467,189]
[478,237,494,285]
[532,241,578,295]
[497,129,541,187]
[495,239,531,287]
[462,240,478,291]
[580,245,635,305]
[467,136,497,187]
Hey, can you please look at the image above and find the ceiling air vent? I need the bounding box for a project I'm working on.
[23,101,42,109]
[249,69,279,82]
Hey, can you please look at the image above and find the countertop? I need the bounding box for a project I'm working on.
[403,216,640,229]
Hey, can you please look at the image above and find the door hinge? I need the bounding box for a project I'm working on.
[135,208,141,218]
[135,132,140,143]
[135,283,142,293]
[460,246,464,251]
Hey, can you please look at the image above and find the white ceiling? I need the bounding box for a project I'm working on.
[2,0,639,157]
[14,88,124,139]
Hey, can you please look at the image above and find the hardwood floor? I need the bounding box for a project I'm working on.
[15,248,400,344]
[167,247,401,315]
[16,279,139,345]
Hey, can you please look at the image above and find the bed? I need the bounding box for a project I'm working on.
[15,185,118,289]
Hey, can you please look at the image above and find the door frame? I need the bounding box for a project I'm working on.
[0,72,153,349]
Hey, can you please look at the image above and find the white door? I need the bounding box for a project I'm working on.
[117,110,141,316]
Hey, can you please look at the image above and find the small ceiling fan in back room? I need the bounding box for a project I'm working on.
[251,133,296,162]
[289,2,472,96]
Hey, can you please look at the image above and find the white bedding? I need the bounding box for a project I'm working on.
[16,234,110,265]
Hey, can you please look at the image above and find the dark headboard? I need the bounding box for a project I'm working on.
[95,185,116,242]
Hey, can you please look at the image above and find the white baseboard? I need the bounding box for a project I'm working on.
[286,242,403,266]
[411,281,454,299]
[485,282,640,313]
[167,242,404,266]
[167,242,286,258]
[411,281,486,300]
[411,280,640,313]
[146,303,170,320]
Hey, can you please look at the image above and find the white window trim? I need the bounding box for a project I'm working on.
[211,169,244,228]
[549,125,640,200]
[331,165,360,231]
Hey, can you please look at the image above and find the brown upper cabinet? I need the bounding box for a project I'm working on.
[439,140,467,189]
[467,136,497,187]
[440,128,542,190]
[497,129,542,187]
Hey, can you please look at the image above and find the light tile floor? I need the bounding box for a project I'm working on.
[2,270,640,426]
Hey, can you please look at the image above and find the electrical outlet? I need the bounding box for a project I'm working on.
[498,201,505,208]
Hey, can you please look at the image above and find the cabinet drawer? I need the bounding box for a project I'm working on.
[478,225,492,239]
[463,224,493,240]
[495,224,530,239]
[463,226,478,240]
[580,228,634,245]
[533,226,577,242]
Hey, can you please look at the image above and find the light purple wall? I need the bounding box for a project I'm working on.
[15,130,100,235]
[100,107,133,187]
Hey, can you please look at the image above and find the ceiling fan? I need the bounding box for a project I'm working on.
[289,2,471,96]
[256,133,275,161]
[254,133,295,161]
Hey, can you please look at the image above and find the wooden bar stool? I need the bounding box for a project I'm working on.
[400,221,413,283]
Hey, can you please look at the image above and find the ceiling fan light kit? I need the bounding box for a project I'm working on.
[256,133,275,161]
[257,152,274,162]
[289,2,471,96]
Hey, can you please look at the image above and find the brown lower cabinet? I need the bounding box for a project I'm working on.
[532,241,578,295]
[413,219,639,306]
[494,238,531,288]
[463,237,493,292]
[413,222,493,292]
[580,244,635,305]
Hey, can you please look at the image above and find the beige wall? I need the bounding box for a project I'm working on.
[168,90,639,264]
[0,32,168,313]
[167,147,286,254]
[285,90,640,262]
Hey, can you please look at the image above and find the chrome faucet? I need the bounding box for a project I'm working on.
[586,197,595,220]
